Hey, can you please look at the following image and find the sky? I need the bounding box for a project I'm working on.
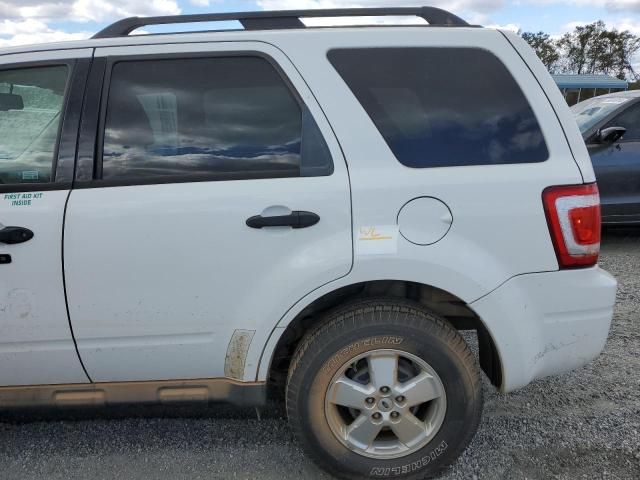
[0,0,638,48]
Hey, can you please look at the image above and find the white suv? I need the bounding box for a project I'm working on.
[0,7,617,480]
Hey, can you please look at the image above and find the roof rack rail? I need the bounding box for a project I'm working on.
[92,7,470,39]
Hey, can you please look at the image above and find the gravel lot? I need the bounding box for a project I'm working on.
[1,229,638,480]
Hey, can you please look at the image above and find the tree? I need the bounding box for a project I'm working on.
[612,31,640,80]
[557,21,602,75]
[521,31,560,71]
[519,22,640,80]
[557,21,640,80]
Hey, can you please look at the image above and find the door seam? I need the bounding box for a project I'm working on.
[251,41,355,381]
[61,52,95,383]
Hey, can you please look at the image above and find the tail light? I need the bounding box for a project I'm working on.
[542,183,601,268]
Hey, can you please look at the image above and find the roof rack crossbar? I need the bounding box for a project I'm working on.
[92,7,469,39]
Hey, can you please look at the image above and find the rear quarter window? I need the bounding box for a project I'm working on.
[328,48,549,168]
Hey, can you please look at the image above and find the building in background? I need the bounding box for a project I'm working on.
[553,74,628,105]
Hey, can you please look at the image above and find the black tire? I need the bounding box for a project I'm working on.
[286,298,483,480]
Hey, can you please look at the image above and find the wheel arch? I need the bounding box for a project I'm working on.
[261,279,503,398]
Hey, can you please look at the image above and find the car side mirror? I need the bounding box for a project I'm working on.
[596,126,626,145]
[0,92,24,111]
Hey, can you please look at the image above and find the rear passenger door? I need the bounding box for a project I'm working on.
[63,43,352,382]
[0,50,91,386]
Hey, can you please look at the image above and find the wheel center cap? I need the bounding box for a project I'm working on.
[378,398,393,412]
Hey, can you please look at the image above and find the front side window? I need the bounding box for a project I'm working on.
[0,65,68,185]
[606,103,640,141]
[102,56,332,181]
[571,95,633,134]
[328,48,549,168]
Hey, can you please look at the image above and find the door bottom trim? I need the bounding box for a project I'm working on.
[0,378,266,409]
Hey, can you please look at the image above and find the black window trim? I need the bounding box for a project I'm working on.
[0,58,82,194]
[327,46,550,169]
[75,50,332,189]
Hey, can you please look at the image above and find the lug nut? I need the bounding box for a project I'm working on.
[396,395,405,403]
[372,412,382,420]
[380,386,390,394]
[390,411,400,419]
[365,397,375,405]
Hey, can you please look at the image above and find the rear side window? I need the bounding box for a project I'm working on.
[328,48,548,168]
[101,56,332,182]
[0,65,68,185]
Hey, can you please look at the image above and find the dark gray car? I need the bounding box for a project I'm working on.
[572,90,640,225]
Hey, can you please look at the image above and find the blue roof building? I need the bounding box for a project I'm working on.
[552,74,628,105]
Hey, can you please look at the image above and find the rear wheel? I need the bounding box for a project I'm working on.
[286,299,483,480]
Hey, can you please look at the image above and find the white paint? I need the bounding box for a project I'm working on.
[241,28,613,387]
[397,197,452,246]
[0,205,90,387]
[63,41,352,382]
[0,49,92,387]
[471,266,617,392]
[500,31,596,183]
[0,26,615,397]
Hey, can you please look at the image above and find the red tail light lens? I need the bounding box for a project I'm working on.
[542,183,601,268]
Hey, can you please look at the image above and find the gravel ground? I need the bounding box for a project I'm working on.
[1,228,638,480]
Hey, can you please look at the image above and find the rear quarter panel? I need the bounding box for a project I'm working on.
[270,27,583,297]
[499,30,595,183]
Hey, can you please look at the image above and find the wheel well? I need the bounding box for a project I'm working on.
[267,280,502,399]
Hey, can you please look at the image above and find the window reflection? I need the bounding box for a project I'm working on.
[0,65,68,185]
[102,57,305,180]
[329,48,549,168]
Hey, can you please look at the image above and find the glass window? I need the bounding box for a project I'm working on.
[0,65,68,185]
[606,103,640,141]
[102,56,332,181]
[572,95,632,134]
[328,48,549,168]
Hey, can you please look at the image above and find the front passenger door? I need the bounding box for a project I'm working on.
[590,101,640,223]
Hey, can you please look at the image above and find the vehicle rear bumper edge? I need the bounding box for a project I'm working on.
[470,266,617,392]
